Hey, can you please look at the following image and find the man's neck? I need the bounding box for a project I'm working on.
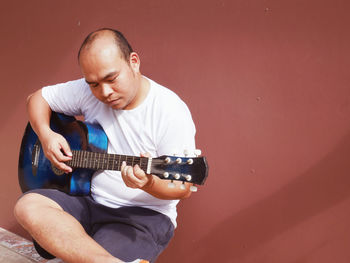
[123,75,150,110]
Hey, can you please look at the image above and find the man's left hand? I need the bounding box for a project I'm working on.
[120,153,153,189]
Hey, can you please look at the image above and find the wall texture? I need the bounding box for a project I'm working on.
[1,0,350,262]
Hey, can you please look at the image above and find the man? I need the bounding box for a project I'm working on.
[14,28,196,263]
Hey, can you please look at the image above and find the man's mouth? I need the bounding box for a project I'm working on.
[107,98,120,106]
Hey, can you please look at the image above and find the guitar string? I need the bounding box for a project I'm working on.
[70,150,148,171]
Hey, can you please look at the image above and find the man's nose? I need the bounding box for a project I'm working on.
[100,83,114,97]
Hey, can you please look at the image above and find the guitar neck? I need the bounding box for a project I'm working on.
[67,150,151,174]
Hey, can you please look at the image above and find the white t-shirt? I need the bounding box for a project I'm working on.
[41,77,196,227]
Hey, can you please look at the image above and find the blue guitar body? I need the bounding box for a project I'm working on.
[18,112,108,195]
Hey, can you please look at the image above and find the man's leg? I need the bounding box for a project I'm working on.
[14,191,123,263]
[89,206,175,263]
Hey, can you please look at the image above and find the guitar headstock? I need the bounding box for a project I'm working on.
[150,149,209,191]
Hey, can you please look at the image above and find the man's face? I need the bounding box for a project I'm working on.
[79,43,140,110]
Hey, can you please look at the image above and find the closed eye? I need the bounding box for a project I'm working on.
[108,76,117,83]
[85,79,98,88]
[89,83,99,88]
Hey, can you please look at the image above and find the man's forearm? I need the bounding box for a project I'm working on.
[141,175,192,200]
[27,89,52,139]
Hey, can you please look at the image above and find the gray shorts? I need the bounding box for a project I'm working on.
[25,189,174,263]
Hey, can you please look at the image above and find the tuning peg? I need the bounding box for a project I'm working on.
[168,181,175,188]
[194,149,202,156]
[185,175,192,182]
[180,183,186,190]
[163,172,169,178]
[176,158,182,164]
[174,173,181,180]
[186,158,193,165]
[190,185,198,192]
[164,157,171,164]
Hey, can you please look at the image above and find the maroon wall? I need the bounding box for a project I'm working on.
[1,0,350,262]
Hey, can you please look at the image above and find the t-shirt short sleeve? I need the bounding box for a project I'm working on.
[155,88,196,157]
[41,78,90,116]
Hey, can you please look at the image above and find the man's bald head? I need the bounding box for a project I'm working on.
[78,28,133,62]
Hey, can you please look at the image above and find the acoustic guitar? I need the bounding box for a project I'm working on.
[18,112,209,195]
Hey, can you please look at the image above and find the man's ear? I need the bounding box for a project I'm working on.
[129,52,140,72]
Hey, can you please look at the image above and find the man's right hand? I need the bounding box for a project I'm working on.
[26,89,72,174]
[39,130,73,173]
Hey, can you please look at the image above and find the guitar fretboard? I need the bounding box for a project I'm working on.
[67,150,150,172]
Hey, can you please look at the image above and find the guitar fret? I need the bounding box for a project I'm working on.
[93,152,96,169]
[104,152,107,169]
[74,151,78,167]
[82,151,86,168]
[74,150,78,168]
[103,152,106,169]
[73,150,77,167]
[113,154,117,170]
[106,152,109,170]
[74,150,77,168]
[78,150,81,168]
[78,150,81,167]
[96,152,98,169]
[88,151,93,169]
[97,152,99,170]
[113,154,118,170]
[111,154,115,170]
[90,151,94,169]
[84,151,88,169]
[78,152,84,167]
[85,151,88,169]
[82,150,85,168]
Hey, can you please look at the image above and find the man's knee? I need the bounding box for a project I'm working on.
[14,192,62,226]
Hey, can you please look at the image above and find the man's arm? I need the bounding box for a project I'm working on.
[142,175,192,200]
[27,89,72,173]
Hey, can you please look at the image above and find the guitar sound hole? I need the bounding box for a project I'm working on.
[51,165,65,176]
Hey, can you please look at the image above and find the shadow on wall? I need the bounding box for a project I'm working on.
[188,132,350,262]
